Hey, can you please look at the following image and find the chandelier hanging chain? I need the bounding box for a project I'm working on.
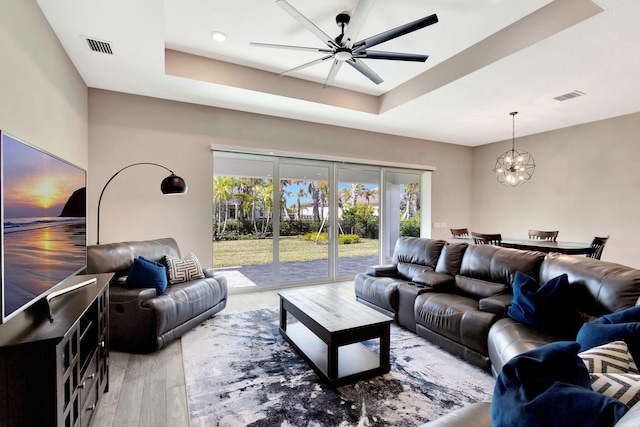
[511,111,516,152]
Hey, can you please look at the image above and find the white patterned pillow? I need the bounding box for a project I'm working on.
[579,341,639,374]
[590,373,640,407]
[164,253,205,284]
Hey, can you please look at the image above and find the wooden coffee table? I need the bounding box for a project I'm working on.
[279,287,393,386]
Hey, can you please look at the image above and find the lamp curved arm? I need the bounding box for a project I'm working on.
[97,162,186,245]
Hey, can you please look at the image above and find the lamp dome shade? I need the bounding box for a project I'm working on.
[161,174,188,194]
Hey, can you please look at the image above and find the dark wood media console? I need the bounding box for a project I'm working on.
[0,273,112,427]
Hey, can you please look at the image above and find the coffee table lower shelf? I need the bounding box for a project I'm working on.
[280,322,389,387]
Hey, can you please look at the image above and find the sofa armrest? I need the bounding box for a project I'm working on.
[479,293,513,317]
[419,401,492,427]
[204,267,216,278]
[109,285,157,305]
[412,271,455,290]
[366,264,398,277]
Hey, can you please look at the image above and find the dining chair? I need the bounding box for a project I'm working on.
[471,232,502,245]
[587,235,610,260]
[528,230,559,241]
[450,228,470,238]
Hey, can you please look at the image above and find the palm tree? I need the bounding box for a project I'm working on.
[296,187,307,220]
[317,181,329,220]
[350,183,365,206]
[213,175,234,236]
[307,182,321,221]
[402,182,420,220]
[364,187,378,203]
[339,187,352,207]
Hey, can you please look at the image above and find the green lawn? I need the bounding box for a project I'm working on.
[213,236,379,267]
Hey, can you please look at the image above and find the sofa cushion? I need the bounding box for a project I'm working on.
[397,262,434,281]
[491,341,628,427]
[435,243,468,276]
[126,256,168,296]
[165,253,205,284]
[507,272,582,338]
[539,253,640,316]
[460,245,546,286]
[392,236,446,270]
[415,293,496,355]
[454,275,509,300]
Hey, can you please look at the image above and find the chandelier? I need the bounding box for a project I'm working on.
[494,112,535,187]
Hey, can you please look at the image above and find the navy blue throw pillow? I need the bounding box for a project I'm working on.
[507,272,582,338]
[577,317,640,363]
[126,256,168,296]
[492,341,628,427]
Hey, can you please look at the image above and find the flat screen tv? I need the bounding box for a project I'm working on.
[0,130,87,323]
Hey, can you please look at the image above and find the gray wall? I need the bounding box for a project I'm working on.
[0,0,88,168]
[472,112,640,268]
[88,89,473,265]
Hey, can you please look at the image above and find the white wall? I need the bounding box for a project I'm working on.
[88,89,474,265]
[471,112,640,268]
[0,0,88,168]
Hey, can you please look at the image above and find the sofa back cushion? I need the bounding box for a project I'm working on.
[435,243,468,276]
[392,237,447,275]
[460,245,546,286]
[540,253,640,316]
[87,237,181,281]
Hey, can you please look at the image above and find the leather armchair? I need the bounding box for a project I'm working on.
[86,238,227,353]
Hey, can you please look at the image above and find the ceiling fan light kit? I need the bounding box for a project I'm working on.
[251,0,438,88]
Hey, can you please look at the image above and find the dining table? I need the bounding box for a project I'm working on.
[499,238,593,255]
[449,236,593,255]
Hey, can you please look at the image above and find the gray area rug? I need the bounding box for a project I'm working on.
[182,308,495,426]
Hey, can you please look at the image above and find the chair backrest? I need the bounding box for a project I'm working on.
[471,232,502,245]
[528,229,559,241]
[588,235,610,259]
[450,228,469,237]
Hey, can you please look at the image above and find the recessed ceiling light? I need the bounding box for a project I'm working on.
[210,31,226,42]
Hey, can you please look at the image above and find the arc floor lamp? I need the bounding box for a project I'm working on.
[96,162,188,245]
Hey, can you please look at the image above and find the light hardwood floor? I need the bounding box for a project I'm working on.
[92,281,354,427]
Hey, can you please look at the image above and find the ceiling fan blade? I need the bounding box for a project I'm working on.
[354,50,429,62]
[342,0,375,48]
[277,55,334,77]
[323,60,344,88]
[346,58,383,85]
[250,42,332,54]
[276,0,339,49]
[353,14,438,52]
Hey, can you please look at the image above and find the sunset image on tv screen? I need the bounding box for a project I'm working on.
[1,132,86,321]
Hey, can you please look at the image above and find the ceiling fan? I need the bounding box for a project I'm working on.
[250,0,438,88]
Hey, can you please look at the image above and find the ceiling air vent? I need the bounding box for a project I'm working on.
[553,90,586,101]
[83,37,114,55]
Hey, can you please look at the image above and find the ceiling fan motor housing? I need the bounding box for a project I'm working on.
[336,13,351,27]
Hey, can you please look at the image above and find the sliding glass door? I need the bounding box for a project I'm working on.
[337,165,380,279]
[213,151,431,292]
[279,161,331,285]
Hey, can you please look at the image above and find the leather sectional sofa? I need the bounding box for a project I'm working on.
[355,237,640,373]
[357,236,640,426]
[86,238,228,353]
